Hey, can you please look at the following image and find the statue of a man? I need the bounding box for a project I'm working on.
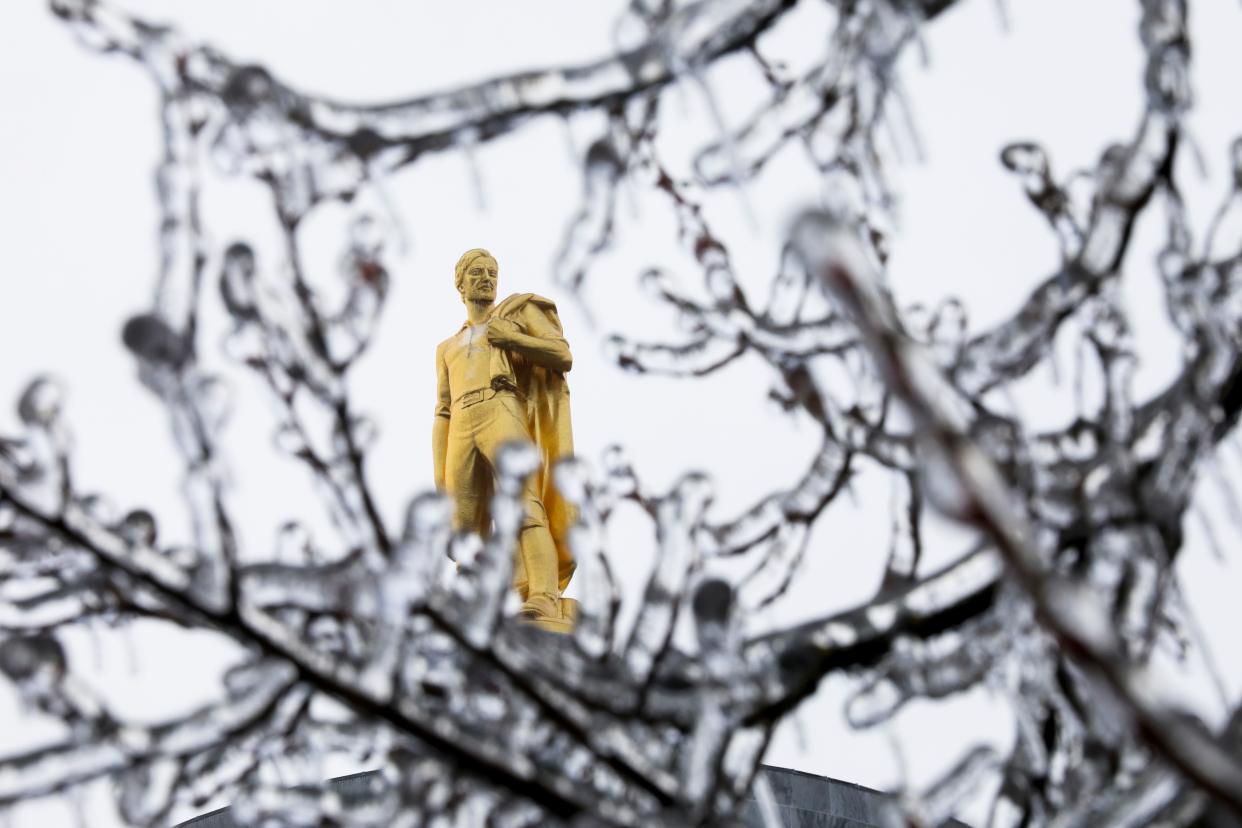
[433,248,577,630]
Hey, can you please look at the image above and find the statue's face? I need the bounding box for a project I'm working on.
[461,257,498,304]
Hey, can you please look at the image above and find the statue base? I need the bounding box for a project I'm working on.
[523,596,578,634]
[528,615,575,633]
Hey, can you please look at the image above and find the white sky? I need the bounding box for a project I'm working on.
[2,0,1242,825]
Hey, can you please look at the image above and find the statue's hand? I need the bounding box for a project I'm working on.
[486,317,521,348]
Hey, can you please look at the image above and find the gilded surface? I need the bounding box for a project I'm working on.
[432,249,577,631]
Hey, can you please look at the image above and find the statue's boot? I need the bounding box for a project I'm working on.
[519,593,578,634]
[519,592,561,621]
[517,526,574,631]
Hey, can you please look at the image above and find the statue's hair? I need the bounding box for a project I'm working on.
[454,248,497,292]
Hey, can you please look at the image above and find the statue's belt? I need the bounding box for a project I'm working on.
[454,386,522,409]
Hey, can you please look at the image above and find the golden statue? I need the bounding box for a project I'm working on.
[433,248,577,632]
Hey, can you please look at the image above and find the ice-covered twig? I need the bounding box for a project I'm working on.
[795,208,1242,820]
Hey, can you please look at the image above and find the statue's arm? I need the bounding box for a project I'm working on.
[433,342,451,490]
[488,305,572,372]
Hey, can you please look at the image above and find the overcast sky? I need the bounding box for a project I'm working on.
[3,1,1242,825]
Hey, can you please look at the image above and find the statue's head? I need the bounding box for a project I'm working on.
[455,248,498,305]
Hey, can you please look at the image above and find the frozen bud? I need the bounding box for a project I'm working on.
[346,127,386,160]
[354,415,378,449]
[117,763,160,826]
[603,335,643,373]
[1139,0,1184,48]
[846,676,902,728]
[615,10,655,54]
[349,213,385,255]
[222,241,255,279]
[1095,143,1128,188]
[999,141,1048,178]
[0,634,66,684]
[17,376,65,427]
[496,441,540,488]
[163,544,201,571]
[48,0,95,19]
[919,444,973,520]
[122,313,188,367]
[194,376,232,430]
[910,746,1001,825]
[904,303,932,340]
[639,267,673,300]
[347,251,389,294]
[403,493,451,542]
[220,242,258,320]
[931,299,968,346]
[274,423,308,456]
[869,226,891,265]
[601,444,638,496]
[585,138,623,176]
[222,65,278,114]
[307,616,345,654]
[694,235,727,266]
[76,493,117,524]
[791,211,881,314]
[671,471,713,521]
[448,531,483,568]
[1145,43,1190,112]
[334,415,378,456]
[118,509,158,547]
[705,262,738,306]
[692,579,733,633]
[1157,246,1188,281]
[1231,137,1242,188]
[553,457,591,504]
[223,659,268,697]
[0,438,35,476]
[276,520,313,563]
[675,307,703,332]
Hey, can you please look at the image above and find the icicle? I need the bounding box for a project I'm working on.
[691,71,758,229]
[556,458,620,659]
[459,128,488,212]
[625,472,712,680]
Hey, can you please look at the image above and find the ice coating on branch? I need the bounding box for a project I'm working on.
[556,458,621,660]
[17,377,65,428]
[554,138,625,294]
[625,471,711,681]
[6,0,1242,824]
[0,634,68,713]
[1000,141,1084,257]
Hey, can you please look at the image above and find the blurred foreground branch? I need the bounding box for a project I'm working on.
[5,0,1242,825]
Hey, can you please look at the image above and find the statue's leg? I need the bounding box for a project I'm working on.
[475,394,562,614]
[444,415,486,535]
[512,547,529,602]
[517,511,559,599]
